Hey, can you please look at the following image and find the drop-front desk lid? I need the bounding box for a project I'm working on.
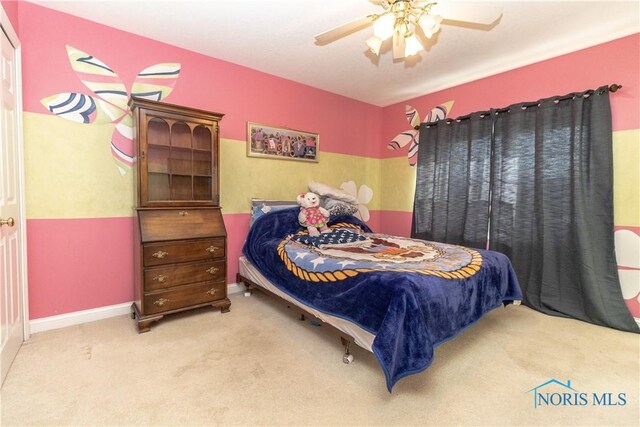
[137,207,226,243]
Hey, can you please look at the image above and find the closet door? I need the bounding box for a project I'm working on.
[1,22,26,386]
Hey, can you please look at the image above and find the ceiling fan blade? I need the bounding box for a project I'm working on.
[434,3,503,25]
[314,15,375,45]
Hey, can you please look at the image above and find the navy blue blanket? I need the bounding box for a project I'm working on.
[243,208,522,391]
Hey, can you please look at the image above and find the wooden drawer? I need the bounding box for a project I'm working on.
[144,281,226,315]
[144,260,225,291]
[143,238,225,266]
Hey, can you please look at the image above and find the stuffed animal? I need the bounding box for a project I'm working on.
[297,192,330,237]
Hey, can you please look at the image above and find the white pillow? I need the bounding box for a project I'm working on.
[308,181,358,204]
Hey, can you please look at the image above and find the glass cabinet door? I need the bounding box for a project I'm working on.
[192,125,213,201]
[146,118,171,202]
[144,117,215,204]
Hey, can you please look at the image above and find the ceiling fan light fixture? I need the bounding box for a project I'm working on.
[366,36,383,55]
[373,12,396,41]
[314,0,503,61]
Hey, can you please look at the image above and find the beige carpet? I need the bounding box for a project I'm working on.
[1,292,638,426]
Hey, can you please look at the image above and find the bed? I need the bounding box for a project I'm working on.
[239,206,522,391]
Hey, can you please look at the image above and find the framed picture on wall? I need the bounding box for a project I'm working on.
[247,122,319,163]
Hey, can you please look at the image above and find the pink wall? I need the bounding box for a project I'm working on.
[27,218,134,318]
[381,34,640,155]
[1,1,19,35]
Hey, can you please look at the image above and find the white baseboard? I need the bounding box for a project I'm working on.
[227,282,246,295]
[29,283,246,334]
[29,302,133,334]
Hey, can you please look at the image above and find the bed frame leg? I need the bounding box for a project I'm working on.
[237,274,252,297]
[341,337,354,364]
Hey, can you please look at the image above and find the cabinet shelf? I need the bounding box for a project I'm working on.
[169,173,213,178]
[149,172,212,179]
[148,144,211,154]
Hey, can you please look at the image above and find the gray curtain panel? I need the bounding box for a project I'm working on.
[490,87,638,333]
[412,112,493,249]
[412,86,638,333]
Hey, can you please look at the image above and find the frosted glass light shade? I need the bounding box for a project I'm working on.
[404,34,424,57]
[373,13,395,41]
[366,36,383,55]
[418,14,443,38]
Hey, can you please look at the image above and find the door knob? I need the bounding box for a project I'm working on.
[0,217,14,227]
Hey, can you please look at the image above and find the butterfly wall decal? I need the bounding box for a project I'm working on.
[41,45,181,175]
[387,101,454,166]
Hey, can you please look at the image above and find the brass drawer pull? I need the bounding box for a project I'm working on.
[178,211,189,216]
[153,298,170,307]
[206,267,219,274]
[152,250,169,259]
[207,288,218,296]
[205,246,219,254]
[153,274,168,283]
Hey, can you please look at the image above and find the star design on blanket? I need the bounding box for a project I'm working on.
[338,260,356,268]
[310,257,325,270]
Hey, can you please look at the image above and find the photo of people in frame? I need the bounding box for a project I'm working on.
[248,122,319,162]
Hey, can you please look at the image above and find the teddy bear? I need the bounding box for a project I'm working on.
[297,192,330,237]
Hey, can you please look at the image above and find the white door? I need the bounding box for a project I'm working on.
[0,24,24,387]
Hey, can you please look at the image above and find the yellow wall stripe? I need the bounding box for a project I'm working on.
[24,113,135,219]
[24,112,638,227]
[220,137,382,215]
[613,129,640,227]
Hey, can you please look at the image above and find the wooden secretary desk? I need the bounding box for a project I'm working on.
[129,97,230,333]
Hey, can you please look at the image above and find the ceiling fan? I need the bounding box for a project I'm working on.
[314,0,503,60]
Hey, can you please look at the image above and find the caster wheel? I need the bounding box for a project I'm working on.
[244,291,252,297]
[131,312,136,319]
[343,353,354,364]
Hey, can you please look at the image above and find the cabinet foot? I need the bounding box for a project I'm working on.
[136,316,163,333]
[131,303,163,333]
[212,297,231,314]
[131,298,231,332]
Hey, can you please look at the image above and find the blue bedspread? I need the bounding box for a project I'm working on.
[243,208,522,391]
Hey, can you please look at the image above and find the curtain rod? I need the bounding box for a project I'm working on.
[417,84,622,129]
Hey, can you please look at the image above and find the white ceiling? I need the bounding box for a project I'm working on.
[30,0,640,107]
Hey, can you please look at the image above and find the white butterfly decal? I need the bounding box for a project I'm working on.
[340,181,373,222]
